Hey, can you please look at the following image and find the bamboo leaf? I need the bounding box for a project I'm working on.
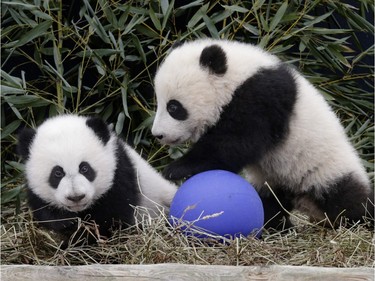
[121,76,130,119]
[303,10,334,28]
[149,6,161,31]
[92,57,106,76]
[3,95,50,107]
[0,85,26,95]
[1,184,24,205]
[43,60,72,89]
[108,31,118,48]
[1,70,22,87]
[99,0,118,27]
[187,3,209,28]
[1,1,36,9]
[252,0,266,11]
[203,15,219,38]
[160,0,170,16]
[327,46,351,68]
[4,20,51,48]
[118,5,130,27]
[161,0,174,30]
[222,5,249,13]
[30,9,53,21]
[235,19,259,35]
[115,112,125,135]
[269,1,288,31]
[175,0,203,11]
[259,10,269,32]
[131,35,146,63]
[1,119,22,139]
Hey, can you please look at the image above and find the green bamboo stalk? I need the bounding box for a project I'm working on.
[54,0,64,113]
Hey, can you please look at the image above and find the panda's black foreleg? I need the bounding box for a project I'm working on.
[162,145,245,180]
[260,189,294,231]
[163,134,255,180]
[162,152,226,180]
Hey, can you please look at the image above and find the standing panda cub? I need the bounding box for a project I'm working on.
[152,39,373,229]
[18,115,177,241]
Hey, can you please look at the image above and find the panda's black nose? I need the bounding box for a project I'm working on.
[67,194,85,202]
[155,135,164,140]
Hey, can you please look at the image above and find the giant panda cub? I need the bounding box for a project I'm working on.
[18,115,177,242]
[152,39,373,229]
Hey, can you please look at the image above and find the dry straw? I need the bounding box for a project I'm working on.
[1,203,374,267]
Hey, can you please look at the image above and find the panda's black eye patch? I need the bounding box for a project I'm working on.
[167,100,188,121]
[79,161,96,182]
[49,166,65,189]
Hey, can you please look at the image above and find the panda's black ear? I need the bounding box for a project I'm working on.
[199,44,227,75]
[86,117,111,145]
[17,128,36,160]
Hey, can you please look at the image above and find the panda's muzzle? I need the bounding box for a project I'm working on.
[66,194,85,202]
[156,136,183,146]
[64,194,89,212]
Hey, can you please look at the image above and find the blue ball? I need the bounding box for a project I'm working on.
[169,170,264,239]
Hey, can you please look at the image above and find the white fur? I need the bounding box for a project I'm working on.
[26,115,117,212]
[152,39,280,144]
[245,71,369,196]
[26,115,176,214]
[152,39,370,211]
[124,145,177,212]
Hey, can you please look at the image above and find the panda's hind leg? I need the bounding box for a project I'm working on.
[299,174,374,227]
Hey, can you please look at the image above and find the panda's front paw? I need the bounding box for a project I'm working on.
[163,161,192,180]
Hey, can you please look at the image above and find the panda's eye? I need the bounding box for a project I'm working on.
[167,99,188,121]
[79,161,96,182]
[49,166,65,189]
[80,165,88,174]
[52,166,65,178]
[168,103,178,113]
[54,170,64,178]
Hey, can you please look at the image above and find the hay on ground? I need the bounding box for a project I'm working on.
[1,203,374,267]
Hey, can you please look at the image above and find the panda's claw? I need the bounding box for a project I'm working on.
[163,162,192,180]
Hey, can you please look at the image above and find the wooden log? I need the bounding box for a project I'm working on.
[1,264,373,281]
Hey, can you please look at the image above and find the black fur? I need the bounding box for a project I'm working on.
[163,64,297,180]
[167,99,188,121]
[79,161,96,182]
[261,188,294,230]
[49,166,65,189]
[261,175,374,229]
[17,128,36,159]
[162,64,300,230]
[312,173,374,224]
[86,117,111,144]
[162,60,374,229]
[163,45,374,229]
[171,40,184,49]
[27,140,139,242]
[199,45,228,75]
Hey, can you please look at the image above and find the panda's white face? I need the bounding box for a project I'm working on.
[152,39,279,145]
[25,115,117,212]
[152,41,229,145]
[152,67,221,145]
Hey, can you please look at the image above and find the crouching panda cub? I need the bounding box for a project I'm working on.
[152,39,374,229]
[18,115,177,242]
